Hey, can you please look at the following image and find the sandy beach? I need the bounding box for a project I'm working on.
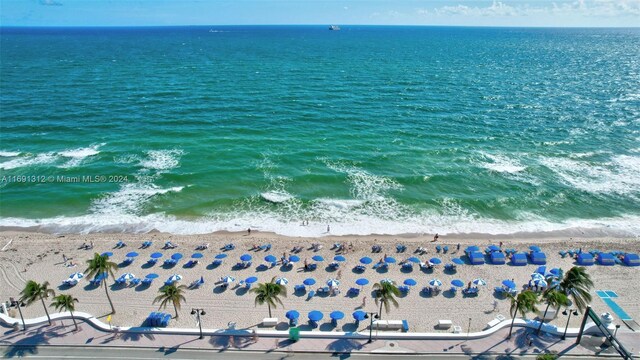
[1,231,638,334]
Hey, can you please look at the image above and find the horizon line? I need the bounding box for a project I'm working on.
[1,24,639,29]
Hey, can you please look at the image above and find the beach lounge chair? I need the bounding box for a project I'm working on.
[307,290,315,299]
[398,285,409,293]
[436,245,441,253]
[443,246,449,253]
[318,286,330,294]
[130,278,141,286]
[623,253,640,266]
[348,287,360,296]
[115,278,127,286]
[577,253,594,266]
[147,258,158,265]
[329,262,339,269]
[116,240,126,248]
[490,251,506,265]
[597,253,615,266]
[89,278,102,286]
[212,259,222,266]
[354,265,366,272]
[511,253,527,266]
[141,278,153,285]
[401,263,413,270]
[294,284,306,293]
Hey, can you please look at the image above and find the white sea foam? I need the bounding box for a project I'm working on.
[261,191,294,203]
[139,149,184,171]
[324,160,402,201]
[478,152,526,174]
[315,198,365,209]
[2,212,640,238]
[0,151,21,157]
[90,183,185,215]
[58,143,104,168]
[539,155,640,196]
[0,152,59,170]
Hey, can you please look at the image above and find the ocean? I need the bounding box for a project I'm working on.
[1,26,639,237]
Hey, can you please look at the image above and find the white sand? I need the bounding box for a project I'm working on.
[1,231,638,333]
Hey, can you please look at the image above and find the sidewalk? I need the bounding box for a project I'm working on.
[2,319,635,357]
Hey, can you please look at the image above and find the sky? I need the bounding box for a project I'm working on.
[0,0,639,27]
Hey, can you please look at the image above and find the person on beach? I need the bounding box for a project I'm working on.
[337,270,342,279]
[304,259,309,271]
[456,243,460,252]
[432,233,439,242]
[327,224,330,233]
[362,296,367,307]
[247,228,251,235]
[499,241,503,249]
[62,254,68,264]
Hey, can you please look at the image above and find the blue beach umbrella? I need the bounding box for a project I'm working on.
[171,253,183,260]
[275,277,289,285]
[384,257,396,264]
[529,245,541,252]
[150,252,163,259]
[451,279,464,288]
[353,310,367,321]
[308,311,323,321]
[404,278,417,286]
[191,253,204,259]
[452,258,464,265]
[327,279,340,287]
[488,245,500,252]
[119,273,135,281]
[126,252,139,258]
[101,252,113,257]
[222,276,235,284]
[289,255,300,262]
[303,278,316,286]
[240,254,252,262]
[215,253,227,259]
[286,310,300,320]
[473,278,487,286]
[167,274,182,283]
[330,311,345,320]
[429,279,442,287]
[245,276,258,284]
[548,268,562,278]
[531,273,545,281]
[408,257,421,263]
[502,280,516,289]
[312,255,324,262]
[429,257,442,265]
[360,257,373,264]
[334,255,346,262]
[355,278,369,286]
[381,278,394,284]
[69,272,84,281]
[145,273,159,279]
[265,255,277,263]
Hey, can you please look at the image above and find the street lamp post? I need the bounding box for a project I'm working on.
[367,312,379,343]
[191,308,206,339]
[13,298,26,331]
[562,308,578,340]
[467,317,472,339]
[614,324,621,338]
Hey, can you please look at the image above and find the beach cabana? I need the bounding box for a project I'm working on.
[577,253,594,266]
[468,252,484,265]
[511,253,527,266]
[623,254,640,266]
[597,253,615,266]
[530,252,547,265]
[490,251,506,265]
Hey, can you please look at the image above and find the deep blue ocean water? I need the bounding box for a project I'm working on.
[1,26,639,236]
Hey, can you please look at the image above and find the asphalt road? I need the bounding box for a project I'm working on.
[1,345,593,359]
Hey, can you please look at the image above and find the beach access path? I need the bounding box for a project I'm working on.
[2,319,638,358]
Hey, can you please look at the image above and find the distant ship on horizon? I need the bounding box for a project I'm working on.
[328,25,341,31]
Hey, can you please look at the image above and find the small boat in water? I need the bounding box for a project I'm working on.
[329,25,341,31]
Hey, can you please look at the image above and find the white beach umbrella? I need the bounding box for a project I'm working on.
[275,277,289,285]
[429,279,442,287]
[222,276,235,284]
[531,273,545,281]
[167,274,182,283]
[472,278,487,286]
[327,279,340,288]
[534,279,548,287]
[119,273,136,281]
[380,278,393,284]
[69,272,84,281]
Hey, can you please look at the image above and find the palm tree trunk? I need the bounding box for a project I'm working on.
[268,303,272,318]
[39,295,52,326]
[173,303,179,319]
[70,310,78,331]
[104,280,115,314]
[536,303,551,335]
[507,299,519,339]
[378,301,384,320]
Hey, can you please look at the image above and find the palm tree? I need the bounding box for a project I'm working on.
[507,290,539,338]
[373,281,401,319]
[536,289,570,335]
[19,280,56,326]
[555,266,593,312]
[84,253,118,314]
[250,277,287,318]
[50,294,79,331]
[153,284,187,319]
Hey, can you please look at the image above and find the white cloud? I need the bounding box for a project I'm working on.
[431,0,640,18]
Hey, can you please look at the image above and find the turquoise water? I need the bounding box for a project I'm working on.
[1,26,639,236]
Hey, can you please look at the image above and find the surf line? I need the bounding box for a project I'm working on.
[1,239,12,252]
